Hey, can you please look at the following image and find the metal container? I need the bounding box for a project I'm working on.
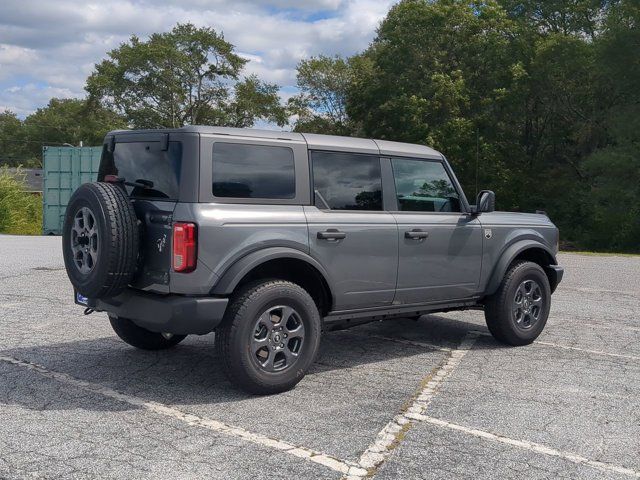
[42,146,102,235]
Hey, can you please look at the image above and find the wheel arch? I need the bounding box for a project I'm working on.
[485,240,559,296]
[211,247,334,316]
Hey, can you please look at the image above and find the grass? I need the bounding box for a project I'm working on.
[0,167,42,235]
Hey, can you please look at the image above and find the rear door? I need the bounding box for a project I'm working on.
[305,150,398,310]
[98,133,192,292]
[389,157,483,304]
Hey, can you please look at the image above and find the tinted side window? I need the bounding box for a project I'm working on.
[312,151,382,211]
[391,158,461,212]
[212,143,295,199]
[98,141,182,200]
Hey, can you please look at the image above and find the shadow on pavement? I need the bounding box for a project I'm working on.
[0,314,503,412]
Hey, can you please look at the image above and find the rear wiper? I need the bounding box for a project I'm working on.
[131,178,154,189]
[105,175,154,189]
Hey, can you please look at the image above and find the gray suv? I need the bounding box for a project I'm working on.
[62,126,564,394]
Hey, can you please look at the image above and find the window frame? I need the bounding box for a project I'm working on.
[385,156,471,214]
[309,149,388,213]
[199,135,311,205]
[102,130,200,203]
[212,141,296,200]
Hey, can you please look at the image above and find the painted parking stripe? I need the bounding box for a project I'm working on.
[469,330,640,361]
[533,340,640,361]
[415,414,640,478]
[564,321,640,333]
[0,355,367,477]
[345,332,479,479]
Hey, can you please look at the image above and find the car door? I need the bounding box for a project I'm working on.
[304,150,398,311]
[388,156,483,304]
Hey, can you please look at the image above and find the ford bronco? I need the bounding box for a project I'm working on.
[62,127,564,394]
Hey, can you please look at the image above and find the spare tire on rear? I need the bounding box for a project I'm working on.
[62,182,139,298]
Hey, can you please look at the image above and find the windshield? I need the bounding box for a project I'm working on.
[98,141,182,200]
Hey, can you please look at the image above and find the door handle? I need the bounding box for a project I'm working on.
[405,229,429,240]
[317,229,347,240]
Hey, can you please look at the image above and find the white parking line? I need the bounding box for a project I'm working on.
[533,340,640,361]
[468,330,640,361]
[344,332,479,480]
[415,415,640,478]
[569,322,640,333]
[353,328,639,363]
[0,355,367,478]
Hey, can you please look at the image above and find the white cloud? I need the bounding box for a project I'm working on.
[0,83,76,116]
[0,0,395,117]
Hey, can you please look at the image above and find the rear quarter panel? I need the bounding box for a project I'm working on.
[170,203,309,294]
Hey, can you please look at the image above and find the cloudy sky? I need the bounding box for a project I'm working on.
[0,0,395,118]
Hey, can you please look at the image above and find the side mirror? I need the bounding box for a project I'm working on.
[475,190,495,214]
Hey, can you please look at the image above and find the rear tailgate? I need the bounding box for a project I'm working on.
[98,136,183,293]
[130,199,175,292]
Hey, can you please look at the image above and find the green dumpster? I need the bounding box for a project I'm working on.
[42,146,102,235]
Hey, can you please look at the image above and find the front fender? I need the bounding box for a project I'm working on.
[211,246,334,296]
[484,239,557,296]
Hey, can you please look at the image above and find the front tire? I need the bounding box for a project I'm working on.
[215,280,322,395]
[484,261,551,346]
[109,315,186,350]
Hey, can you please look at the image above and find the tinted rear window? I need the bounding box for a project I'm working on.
[98,141,182,200]
[311,151,382,211]
[212,143,295,199]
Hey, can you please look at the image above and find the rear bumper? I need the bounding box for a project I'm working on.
[546,264,564,293]
[94,288,228,335]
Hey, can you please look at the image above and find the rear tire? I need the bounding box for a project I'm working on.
[484,261,551,346]
[109,315,186,350]
[62,182,139,299]
[216,280,322,395]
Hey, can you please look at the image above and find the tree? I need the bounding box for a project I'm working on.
[21,98,127,165]
[86,23,286,129]
[225,75,288,128]
[499,0,616,38]
[576,0,640,251]
[288,55,355,135]
[0,100,126,167]
[0,111,29,166]
[343,0,639,251]
[348,0,521,197]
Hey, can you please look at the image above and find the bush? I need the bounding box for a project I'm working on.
[0,167,42,235]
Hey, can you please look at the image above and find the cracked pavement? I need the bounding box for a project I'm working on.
[0,235,639,479]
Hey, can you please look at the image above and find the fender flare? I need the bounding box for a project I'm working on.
[211,246,335,298]
[485,240,557,296]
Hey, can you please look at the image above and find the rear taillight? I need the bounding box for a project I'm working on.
[173,222,197,273]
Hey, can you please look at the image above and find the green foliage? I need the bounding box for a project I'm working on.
[0,111,29,166]
[0,167,42,235]
[227,75,289,128]
[288,55,355,135]
[86,23,286,128]
[22,98,128,163]
[296,0,637,252]
[0,99,126,167]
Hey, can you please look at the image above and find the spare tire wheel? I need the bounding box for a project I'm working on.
[62,182,139,298]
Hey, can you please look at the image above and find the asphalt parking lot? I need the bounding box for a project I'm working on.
[0,235,638,479]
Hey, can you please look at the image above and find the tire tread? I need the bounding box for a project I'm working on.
[63,182,139,298]
[484,260,550,346]
[215,280,321,395]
